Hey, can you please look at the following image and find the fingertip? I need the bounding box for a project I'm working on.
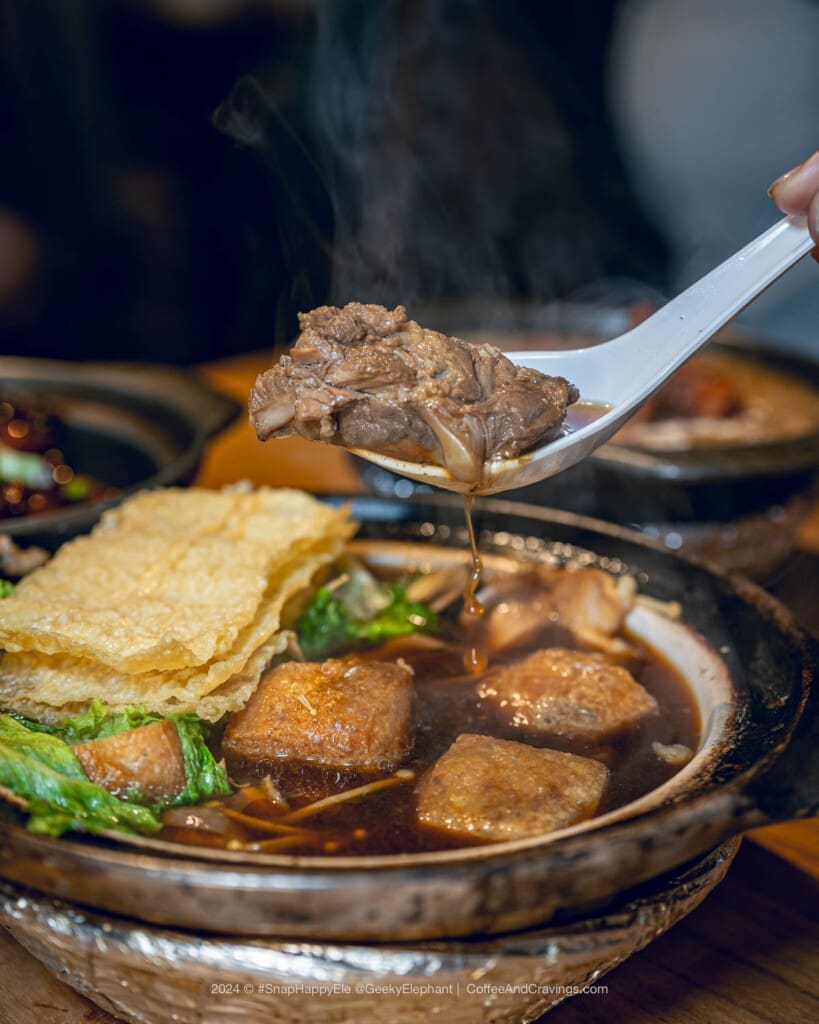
[809,192,819,247]
[768,150,819,213]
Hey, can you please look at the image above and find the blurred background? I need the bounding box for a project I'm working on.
[2,8,818,1013]
[1,0,817,365]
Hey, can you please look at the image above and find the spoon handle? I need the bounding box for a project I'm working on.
[507,215,814,410]
[617,215,814,384]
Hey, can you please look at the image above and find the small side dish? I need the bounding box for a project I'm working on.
[0,397,117,520]
[614,349,819,451]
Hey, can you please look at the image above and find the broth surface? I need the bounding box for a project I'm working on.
[162,560,701,857]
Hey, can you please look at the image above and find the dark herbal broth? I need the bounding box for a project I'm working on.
[562,400,612,434]
[458,402,611,629]
[162,558,701,858]
[461,495,484,618]
[458,404,610,624]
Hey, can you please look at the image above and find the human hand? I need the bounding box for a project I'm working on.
[768,151,819,247]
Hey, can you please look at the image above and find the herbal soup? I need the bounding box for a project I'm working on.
[188,553,700,856]
[0,490,699,858]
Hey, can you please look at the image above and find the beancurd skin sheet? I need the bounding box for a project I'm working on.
[0,535,346,720]
[0,631,293,723]
[0,488,352,674]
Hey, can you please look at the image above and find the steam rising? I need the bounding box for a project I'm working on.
[215,3,656,322]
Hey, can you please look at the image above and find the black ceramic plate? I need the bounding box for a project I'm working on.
[0,357,240,549]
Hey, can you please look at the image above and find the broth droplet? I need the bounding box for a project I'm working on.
[464,645,488,674]
[462,495,487,672]
[462,495,484,618]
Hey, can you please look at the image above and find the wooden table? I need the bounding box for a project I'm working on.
[2,352,817,1023]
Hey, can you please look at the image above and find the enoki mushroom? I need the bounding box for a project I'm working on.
[282,769,416,824]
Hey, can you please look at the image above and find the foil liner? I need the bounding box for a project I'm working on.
[0,838,739,1024]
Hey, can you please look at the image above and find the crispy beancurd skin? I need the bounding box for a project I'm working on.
[0,488,354,721]
[0,488,353,673]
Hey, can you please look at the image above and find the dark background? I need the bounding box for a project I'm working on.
[0,0,668,364]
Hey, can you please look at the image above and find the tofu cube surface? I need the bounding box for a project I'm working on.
[73,719,186,804]
[223,657,414,771]
[478,648,658,741]
[416,733,608,841]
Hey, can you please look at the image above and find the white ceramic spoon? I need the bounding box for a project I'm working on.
[352,214,813,495]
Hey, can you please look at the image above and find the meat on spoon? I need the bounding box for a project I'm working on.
[249,303,578,485]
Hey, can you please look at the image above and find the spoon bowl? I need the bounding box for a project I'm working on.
[355,215,813,495]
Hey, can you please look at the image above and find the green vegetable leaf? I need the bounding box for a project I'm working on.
[0,717,161,837]
[5,711,60,735]
[0,702,230,837]
[58,699,159,745]
[0,579,13,598]
[0,713,88,779]
[54,699,230,808]
[172,716,231,806]
[297,585,358,660]
[297,576,437,661]
[354,585,437,645]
